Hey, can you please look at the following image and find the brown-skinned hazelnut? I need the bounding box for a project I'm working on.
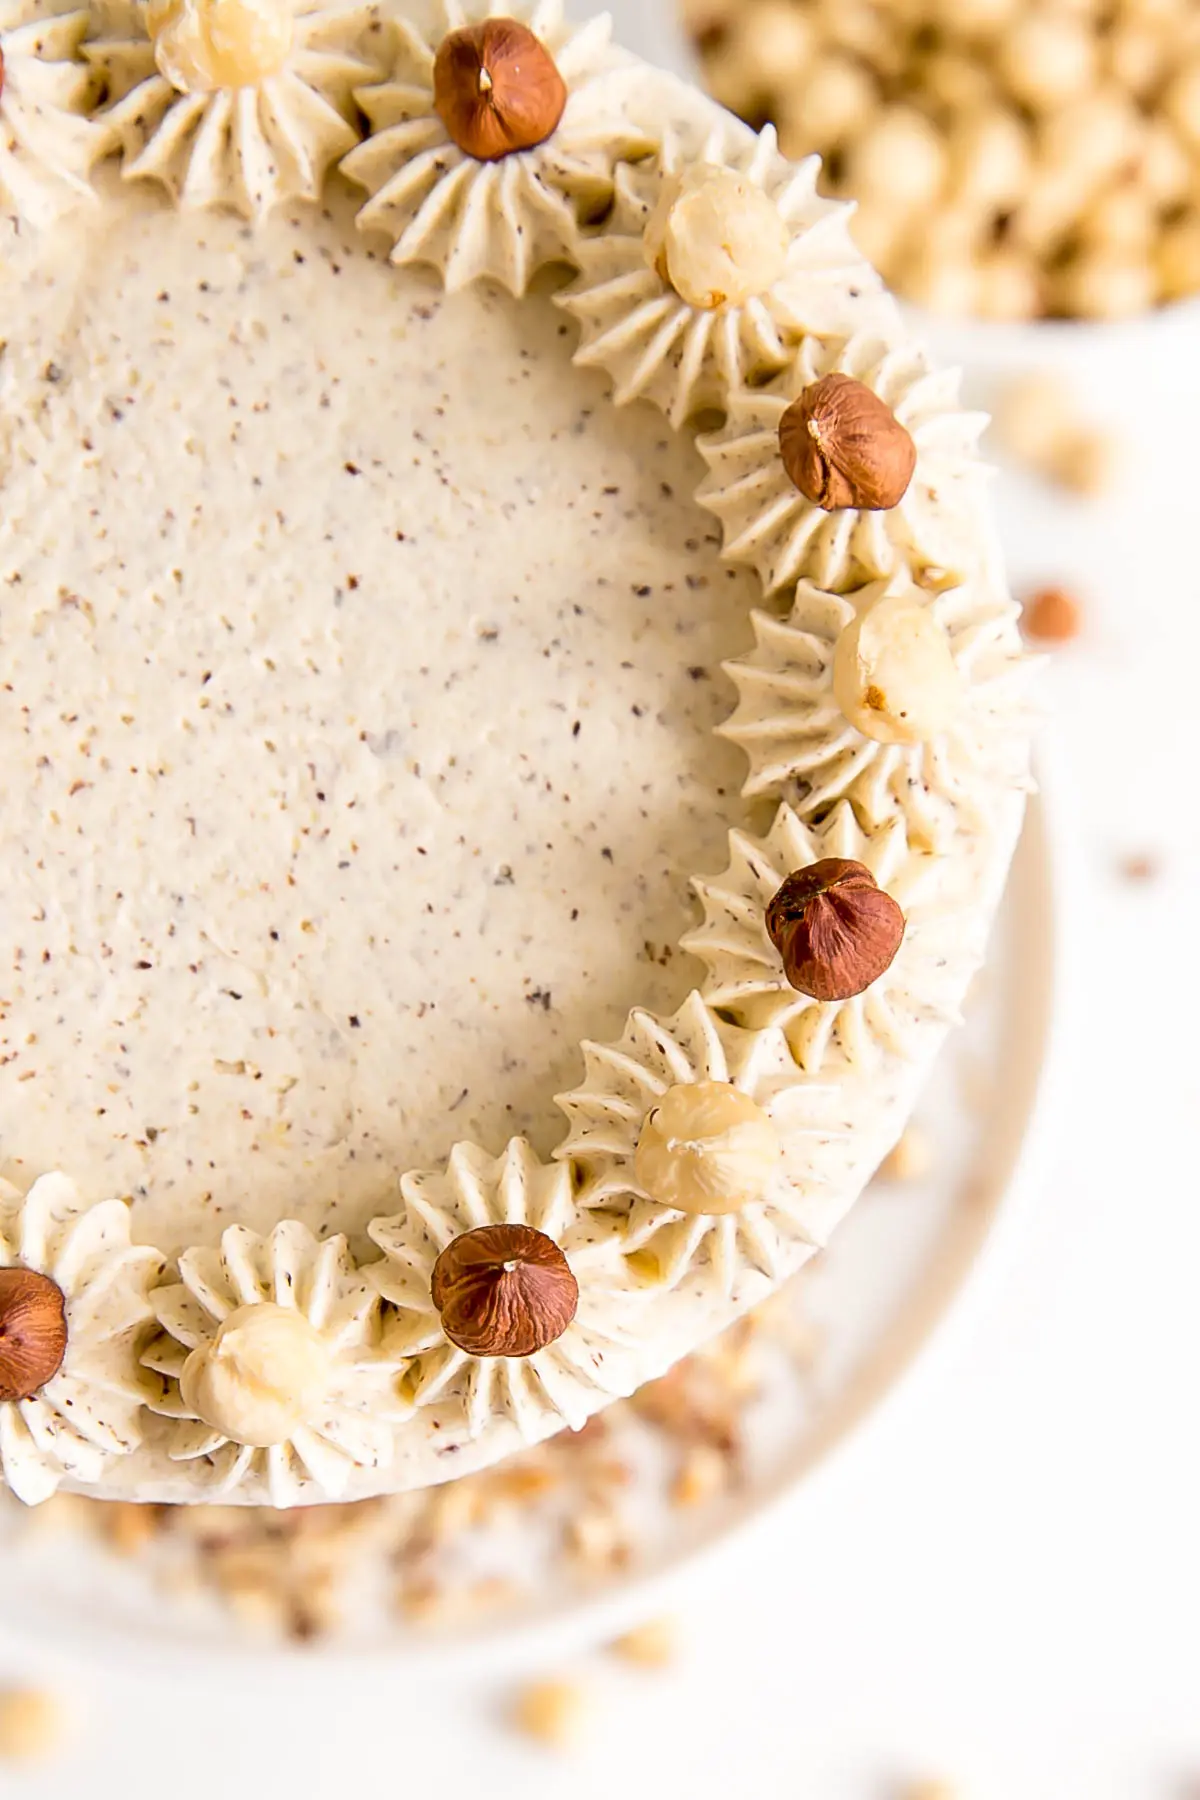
[766,857,905,1001]
[779,372,917,511]
[430,1222,578,1357]
[0,1267,68,1403]
[433,18,567,163]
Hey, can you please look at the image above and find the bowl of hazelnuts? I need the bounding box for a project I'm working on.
[686,0,1200,339]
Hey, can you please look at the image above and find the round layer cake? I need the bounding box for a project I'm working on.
[0,0,1033,1504]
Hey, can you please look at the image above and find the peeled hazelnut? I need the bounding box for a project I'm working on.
[833,593,961,744]
[634,1081,780,1217]
[766,858,905,1003]
[431,1223,578,1357]
[180,1302,332,1448]
[433,18,566,163]
[779,374,916,513]
[146,0,293,94]
[0,1268,68,1404]
[644,165,790,311]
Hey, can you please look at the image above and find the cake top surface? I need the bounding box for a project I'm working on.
[0,0,1034,1508]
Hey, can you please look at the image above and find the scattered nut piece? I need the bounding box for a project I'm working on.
[511,1677,591,1749]
[431,1222,578,1357]
[671,1442,729,1508]
[993,373,1119,497]
[1021,585,1083,645]
[0,1687,67,1764]
[433,17,566,162]
[1118,851,1160,882]
[609,1616,678,1668]
[881,1124,935,1185]
[779,373,916,512]
[634,1081,781,1216]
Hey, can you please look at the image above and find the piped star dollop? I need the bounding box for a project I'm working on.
[718,575,1032,851]
[0,1174,162,1505]
[342,0,652,293]
[0,0,103,231]
[368,1137,642,1442]
[554,992,850,1297]
[142,1220,404,1504]
[559,122,893,428]
[698,333,991,594]
[84,0,390,219]
[682,800,983,1073]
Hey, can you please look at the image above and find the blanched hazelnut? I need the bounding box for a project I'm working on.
[1051,251,1155,319]
[832,593,961,745]
[147,0,293,93]
[1139,123,1193,207]
[180,1302,332,1448]
[947,108,1031,211]
[644,165,790,310]
[779,53,876,154]
[1037,91,1143,188]
[1162,58,1200,151]
[998,11,1098,111]
[634,1081,781,1216]
[1157,213,1200,300]
[1077,186,1153,254]
[973,249,1041,322]
[727,0,814,82]
[844,106,947,211]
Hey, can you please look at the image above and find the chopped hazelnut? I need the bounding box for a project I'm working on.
[609,1616,678,1668]
[0,1688,67,1763]
[1021,585,1083,645]
[511,1678,591,1749]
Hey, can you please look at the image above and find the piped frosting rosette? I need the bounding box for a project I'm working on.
[141,1221,406,1504]
[558,120,894,428]
[0,0,103,230]
[682,800,984,1074]
[697,333,991,594]
[84,0,391,218]
[342,0,653,293]
[554,992,857,1298]
[368,1138,646,1443]
[718,574,1032,852]
[0,1175,162,1504]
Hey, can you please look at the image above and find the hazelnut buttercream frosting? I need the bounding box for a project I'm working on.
[0,0,1034,1505]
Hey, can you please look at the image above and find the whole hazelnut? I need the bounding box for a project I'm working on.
[779,373,916,513]
[433,18,567,163]
[0,1267,68,1403]
[431,1223,578,1357]
[643,165,790,311]
[180,1302,332,1448]
[634,1081,781,1216]
[833,592,961,744]
[766,858,905,1003]
[146,0,294,94]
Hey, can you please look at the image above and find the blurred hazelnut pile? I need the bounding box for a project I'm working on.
[687,0,1200,320]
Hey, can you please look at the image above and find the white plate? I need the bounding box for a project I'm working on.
[0,760,1066,1675]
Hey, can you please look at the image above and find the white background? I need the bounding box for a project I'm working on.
[5,16,1200,1798]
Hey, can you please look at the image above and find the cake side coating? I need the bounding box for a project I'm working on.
[0,0,1035,1504]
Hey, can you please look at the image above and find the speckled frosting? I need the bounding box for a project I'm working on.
[0,0,1034,1504]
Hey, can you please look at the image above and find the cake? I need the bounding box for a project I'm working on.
[0,0,1033,1506]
